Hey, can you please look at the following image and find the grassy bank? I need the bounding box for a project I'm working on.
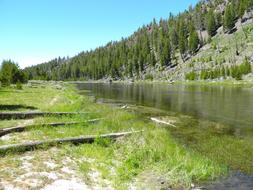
[0,83,228,189]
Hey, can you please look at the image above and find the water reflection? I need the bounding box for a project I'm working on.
[77,83,253,128]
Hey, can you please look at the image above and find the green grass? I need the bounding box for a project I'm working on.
[63,129,226,189]
[0,82,230,189]
[0,119,23,129]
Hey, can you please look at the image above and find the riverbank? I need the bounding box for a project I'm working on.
[67,75,253,87]
[0,82,229,189]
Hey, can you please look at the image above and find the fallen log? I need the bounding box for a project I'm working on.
[0,118,102,137]
[151,117,176,128]
[0,111,92,120]
[39,118,102,127]
[0,130,143,154]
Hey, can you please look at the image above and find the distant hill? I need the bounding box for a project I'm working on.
[24,0,253,82]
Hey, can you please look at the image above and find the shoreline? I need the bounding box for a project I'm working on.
[65,78,253,87]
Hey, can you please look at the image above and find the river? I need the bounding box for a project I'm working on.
[77,82,253,129]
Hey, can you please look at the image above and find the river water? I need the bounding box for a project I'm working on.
[77,82,253,129]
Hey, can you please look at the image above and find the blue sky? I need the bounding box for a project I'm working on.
[0,0,198,68]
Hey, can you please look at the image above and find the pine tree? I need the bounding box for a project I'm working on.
[139,53,144,72]
[128,60,133,77]
[224,4,236,33]
[215,12,222,28]
[133,51,139,76]
[189,24,200,54]
[160,37,171,67]
[150,51,156,67]
[239,0,246,18]
[178,19,188,61]
[206,9,217,37]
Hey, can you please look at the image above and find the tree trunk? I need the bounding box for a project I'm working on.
[151,117,176,128]
[0,112,92,120]
[0,131,143,154]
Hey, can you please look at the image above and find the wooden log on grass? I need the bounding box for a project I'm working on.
[0,111,92,120]
[0,130,143,154]
[151,117,176,128]
[0,118,102,137]
[39,118,102,127]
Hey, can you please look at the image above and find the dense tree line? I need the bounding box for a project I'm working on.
[25,0,253,81]
[0,60,28,86]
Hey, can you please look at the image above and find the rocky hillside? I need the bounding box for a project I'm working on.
[163,19,253,81]
[24,0,253,82]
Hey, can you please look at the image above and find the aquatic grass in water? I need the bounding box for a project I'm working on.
[171,115,253,173]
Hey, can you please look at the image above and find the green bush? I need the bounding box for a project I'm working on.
[0,77,10,87]
[230,58,251,80]
[0,60,27,86]
[200,70,209,80]
[189,62,194,68]
[185,71,197,80]
[144,74,154,81]
[212,43,217,50]
[226,66,230,76]
[240,57,251,75]
[16,81,23,90]
[221,66,226,78]
[94,137,112,147]
[199,58,251,81]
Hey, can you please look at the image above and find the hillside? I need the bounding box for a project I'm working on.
[25,0,253,82]
[167,21,253,81]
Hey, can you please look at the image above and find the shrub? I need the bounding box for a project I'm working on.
[230,58,251,80]
[185,71,197,80]
[0,60,27,86]
[230,66,242,80]
[144,74,154,81]
[221,66,226,78]
[226,66,230,76]
[189,62,194,68]
[212,43,217,50]
[200,70,209,80]
[240,57,251,75]
[94,137,112,147]
[16,81,23,90]
[0,77,10,87]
